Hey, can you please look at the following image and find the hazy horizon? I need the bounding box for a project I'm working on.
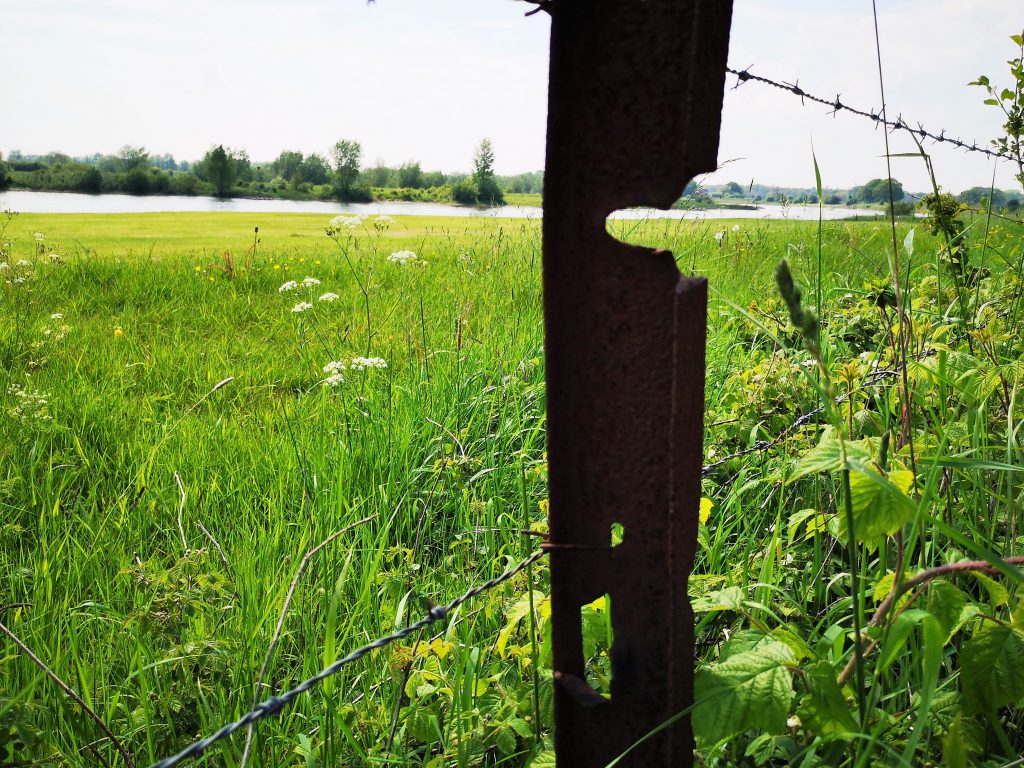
[3,0,1022,194]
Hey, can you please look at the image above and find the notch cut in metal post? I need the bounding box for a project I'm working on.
[541,1,733,765]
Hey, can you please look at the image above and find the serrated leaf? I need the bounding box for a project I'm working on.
[925,580,969,638]
[529,751,557,767]
[691,586,744,614]
[797,660,858,740]
[971,571,1009,608]
[960,619,1024,714]
[495,725,517,755]
[840,464,915,543]
[693,638,795,745]
[789,433,874,483]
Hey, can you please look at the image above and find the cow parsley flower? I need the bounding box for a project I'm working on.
[279,280,298,293]
[291,302,313,313]
[33,233,44,243]
[16,259,30,267]
[322,360,346,386]
[388,250,417,266]
[350,356,387,371]
[50,313,64,320]
[301,276,321,287]
[319,292,339,302]
[0,263,8,272]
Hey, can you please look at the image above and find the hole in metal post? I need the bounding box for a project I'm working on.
[610,522,624,548]
[582,594,614,700]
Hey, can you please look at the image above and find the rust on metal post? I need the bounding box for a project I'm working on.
[541,1,733,766]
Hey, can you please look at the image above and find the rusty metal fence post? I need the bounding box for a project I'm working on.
[541,2,733,765]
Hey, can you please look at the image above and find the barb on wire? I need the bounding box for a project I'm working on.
[150,549,546,768]
[726,66,1014,163]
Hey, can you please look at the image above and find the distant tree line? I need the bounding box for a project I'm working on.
[2,139,541,206]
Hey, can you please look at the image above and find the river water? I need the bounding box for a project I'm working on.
[0,189,883,221]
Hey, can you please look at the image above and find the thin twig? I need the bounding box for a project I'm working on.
[0,619,135,768]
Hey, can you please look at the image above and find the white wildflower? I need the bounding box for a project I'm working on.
[0,263,8,271]
[323,372,345,386]
[322,360,346,386]
[301,276,321,287]
[375,214,393,223]
[291,302,313,313]
[787,715,802,729]
[49,253,62,263]
[350,356,387,371]
[732,224,741,232]
[388,250,417,266]
[319,292,339,302]
[278,280,299,293]
[16,259,30,267]
[326,215,364,236]
[33,233,44,242]
[714,231,724,243]
[50,313,64,320]
[10,277,25,284]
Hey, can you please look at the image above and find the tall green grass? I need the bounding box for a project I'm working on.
[2,210,1022,766]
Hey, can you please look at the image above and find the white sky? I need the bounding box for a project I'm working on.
[2,0,1021,193]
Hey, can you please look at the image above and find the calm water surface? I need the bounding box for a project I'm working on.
[0,190,883,221]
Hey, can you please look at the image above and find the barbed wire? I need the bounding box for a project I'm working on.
[725,66,1016,164]
[150,549,545,768]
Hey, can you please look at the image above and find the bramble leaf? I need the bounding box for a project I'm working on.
[960,618,1024,714]
[693,637,795,745]
[797,661,858,740]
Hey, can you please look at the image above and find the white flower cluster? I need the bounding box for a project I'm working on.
[373,214,393,231]
[325,214,367,236]
[16,259,30,267]
[323,360,347,386]
[7,385,52,422]
[33,233,44,243]
[388,250,417,266]
[349,356,387,371]
[49,253,62,263]
[0,263,8,272]
[279,280,299,292]
[301,276,320,287]
[291,302,313,313]
[319,292,339,303]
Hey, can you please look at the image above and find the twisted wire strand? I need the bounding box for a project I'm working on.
[725,66,1015,163]
[150,549,545,768]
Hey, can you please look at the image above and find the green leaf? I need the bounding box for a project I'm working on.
[530,751,557,768]
[925,580,968,638]
[797,661,858,740]
[984,98,1000,105]
[495,725,517,755]
[971,571,1009,608]
[693,638,796,745]
[691,586,744,614]
[1001,88,1016,101]
[406,706,444,743]
[960,618,1024,714]
[943,716,971,768]
[877,608,932,674]
[839,463,915,543]
[789,433,874,483]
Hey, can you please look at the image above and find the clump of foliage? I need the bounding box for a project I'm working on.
[970,31,1024,189]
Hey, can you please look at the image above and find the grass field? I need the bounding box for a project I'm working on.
[3,210,1024,766]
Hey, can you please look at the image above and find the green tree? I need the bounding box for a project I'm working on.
[331,139,366,200]
[725,181,743,196]
[0,153,9,191]
[272,150,304,181]
[472,138,503,205]
[201,145,237,197]
[397,161,424,189]
[856,178,904,204]
[75,166,103,193]
[118,145,149,173]
[298,154,330,185]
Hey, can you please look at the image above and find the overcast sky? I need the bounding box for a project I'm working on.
[2,0,1021,193]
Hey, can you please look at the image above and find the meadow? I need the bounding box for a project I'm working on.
[2,209,1024,766]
